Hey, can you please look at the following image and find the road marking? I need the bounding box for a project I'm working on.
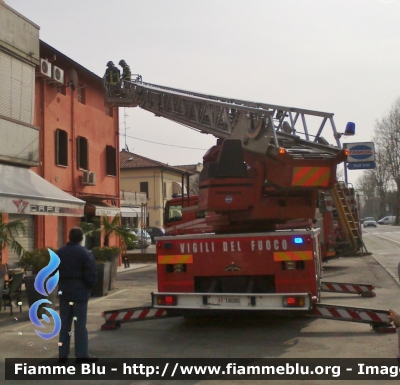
[371,234,400,246]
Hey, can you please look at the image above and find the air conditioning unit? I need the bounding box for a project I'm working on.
[50,65,64,85]
[82,170,96,186]
[38,59,52,78]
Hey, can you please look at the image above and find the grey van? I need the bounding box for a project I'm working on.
[377,216,396,225]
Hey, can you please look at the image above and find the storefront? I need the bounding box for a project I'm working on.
[0,164,85,266]
[120,206,143,228]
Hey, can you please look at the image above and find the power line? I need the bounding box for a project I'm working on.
[118,133,209,150]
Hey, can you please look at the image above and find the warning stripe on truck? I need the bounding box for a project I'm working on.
[158,255,193,264]
[292,166,330,187]
[274,251,313,261]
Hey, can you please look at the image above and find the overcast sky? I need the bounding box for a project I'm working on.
[6,0,400,184]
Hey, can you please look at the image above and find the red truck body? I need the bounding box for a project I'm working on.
[153,230,321,314]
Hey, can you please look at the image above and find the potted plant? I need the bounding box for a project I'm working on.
[80,214,136,291]
[0,211,25,266]
[89,246,120,297]
[18,247,58,314]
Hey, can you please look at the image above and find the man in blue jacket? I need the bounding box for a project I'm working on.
[58,227,97,363]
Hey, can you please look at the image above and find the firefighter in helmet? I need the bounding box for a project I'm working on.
[119,60,131,82]
[104,61,120,96]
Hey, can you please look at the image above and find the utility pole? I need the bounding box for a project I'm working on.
[123,107,129,151]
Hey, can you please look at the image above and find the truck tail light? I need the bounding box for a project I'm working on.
[165,264,187,273]
[157,295,177,306]
[281,261,306,270]
[173,263,187,273]
[283,296,305,307]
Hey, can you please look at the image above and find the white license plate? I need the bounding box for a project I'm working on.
[216,296,242,306]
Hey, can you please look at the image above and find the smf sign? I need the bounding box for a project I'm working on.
[347,162,376,170]
[343,142,375,163]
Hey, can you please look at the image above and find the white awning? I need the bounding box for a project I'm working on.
[85,201,120,217]
[0,164,85,217]
[120,206,142,218]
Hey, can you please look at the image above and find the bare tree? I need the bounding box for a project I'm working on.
[373,97,400,224]
[356,171,377,218]
[372,149,391,218]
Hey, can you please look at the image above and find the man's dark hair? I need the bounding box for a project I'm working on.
[69,227,84,243]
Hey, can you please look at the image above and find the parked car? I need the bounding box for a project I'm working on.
[146,226,165,244]
[124,228,138,250]
[363,217,377,228]
[377,216,396,225]
[133,228,152,248]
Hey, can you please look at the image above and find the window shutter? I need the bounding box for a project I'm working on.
[0,50,34,124]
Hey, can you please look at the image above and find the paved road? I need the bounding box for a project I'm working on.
[362,225,400,283]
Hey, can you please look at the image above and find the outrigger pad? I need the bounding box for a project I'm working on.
[372,324,397,333]
[101,322,121,331]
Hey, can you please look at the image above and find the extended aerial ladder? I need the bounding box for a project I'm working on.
[106,79,346,160]
[106,79,350,231]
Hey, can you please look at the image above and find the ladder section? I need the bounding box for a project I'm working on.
[105,80,346,159]
[331,182,363,252]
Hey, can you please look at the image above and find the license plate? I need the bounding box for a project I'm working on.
[217,296,241,306]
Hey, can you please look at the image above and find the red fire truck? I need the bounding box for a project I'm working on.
[102,80,392,331]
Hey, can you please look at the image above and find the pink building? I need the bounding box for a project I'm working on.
[31,41,120,252]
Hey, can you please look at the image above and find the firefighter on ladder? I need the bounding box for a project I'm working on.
[119,60,131,92]
[104,61,120,96]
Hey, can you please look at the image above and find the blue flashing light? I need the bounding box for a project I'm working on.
[344,122,355,136]
[294,237,304,244]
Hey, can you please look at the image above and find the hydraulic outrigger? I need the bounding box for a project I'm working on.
[101,289,395,334]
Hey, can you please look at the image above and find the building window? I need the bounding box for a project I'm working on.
[105,106,113,117]
[77,136,88,170]
[106,145,117,176]
[55,129,68,166]
[163,182,167,199]
[140,182,149,199]
[78,84,86,104]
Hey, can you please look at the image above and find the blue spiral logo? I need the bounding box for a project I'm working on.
[28,249,61,340]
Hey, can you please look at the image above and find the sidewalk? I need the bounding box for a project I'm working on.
[0,263,152,329]
[0,261,157,372]
[117,262,152,274]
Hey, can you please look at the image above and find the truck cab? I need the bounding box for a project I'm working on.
[164,195,212,236]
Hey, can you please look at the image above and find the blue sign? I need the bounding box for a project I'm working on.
[343,142,375,163]
[347,162,376,170]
